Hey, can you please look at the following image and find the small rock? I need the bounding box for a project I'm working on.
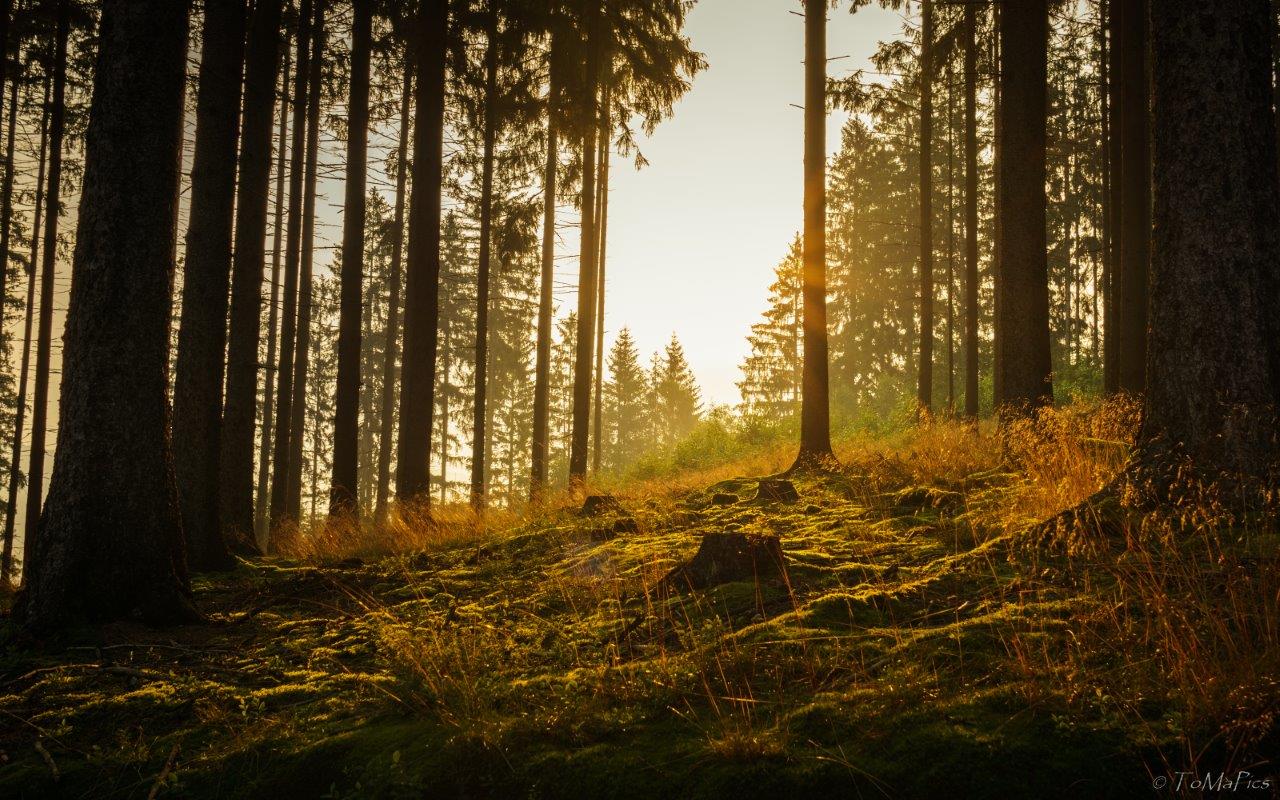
[711,492,739,506]
[753,478,800,503]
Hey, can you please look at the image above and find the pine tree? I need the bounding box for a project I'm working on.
[737,236,803,423]
[604,327,648,471]
[649,335,700,450]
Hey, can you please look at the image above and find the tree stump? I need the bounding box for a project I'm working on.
[711,492,738,506]
[753,478,799,503]
[581,495,625,517]
[663,532,787,590]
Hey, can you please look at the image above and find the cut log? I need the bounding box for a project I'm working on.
[753,478,799,503]
[663,532,787,590]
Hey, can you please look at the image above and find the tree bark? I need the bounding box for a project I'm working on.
[255,37,292,543]
[0,50,16,320]
[530,68,558,499]
[1138,0,1280,486]
[1116,0,1149,396]
[917,0,934,415]
[23,0,69,565]
[330,0,372,518]
[470,14,498,511]
[286,0,325,521]
[1103,0,1120,394]
[1,76,49,584]
[793,0,833,466]
[375,60,412,522]
[592,89,610,475]
[995,0,1053,411]
[395,0,447,504]
[569,0,601,483]
[269,0,314,530]
[962,2,978,419]
[172,0,246,571]
[21,0,197,629]
[220,0,285,543]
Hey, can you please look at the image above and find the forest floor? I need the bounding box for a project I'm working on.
[2,401,1278,799]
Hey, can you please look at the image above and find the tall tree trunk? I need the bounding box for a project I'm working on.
[395,0,447,503]
[220,0,285,543]
[286,0,325,521]
[1138,0,1280,487]
[330,0,371,517]
[592,91,610,475]
[917,0,934,415]
[23,0,69,563]
[568,0,601,483]
[269,0,314,530]
[21,0,196,629]
[376,60,412,522]
[945,63,955,414]
[1116,0,1149,395]
[0,62,16,308]
[990,2,1003,407]
[962,2,979,419]
[793,0,833,466]
[1102,0,1119,394]
[995,0,1053,411]
[470,15,498,511]
[530,71,558,499]
[173,0,246,571]
[1,76,49,584]
[255,38,292,543]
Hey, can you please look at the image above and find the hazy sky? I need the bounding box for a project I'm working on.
[601,0,904,406]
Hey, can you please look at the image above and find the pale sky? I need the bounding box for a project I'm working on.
[601,0,903,406]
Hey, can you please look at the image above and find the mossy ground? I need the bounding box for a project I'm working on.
[1,409,1275,798]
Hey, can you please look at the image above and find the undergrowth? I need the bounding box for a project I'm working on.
[1,397,1276,798]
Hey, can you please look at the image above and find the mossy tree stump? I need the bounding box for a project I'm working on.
[663,532,787,590]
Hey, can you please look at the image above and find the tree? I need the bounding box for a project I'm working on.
[738,237,803,422]
[962,1,979,419]
[395,0,448,504]
[470,10,500,510]
[21,0,196,628]
[330,0,373,517]
[530,35,559,500]
[794,0,834,468]
[650,335,700,449]
[172,0,245,571]
[604,327,648,471]
[1116,0,1148,396]
[995,0,1053,411]
[375,60,412,522]
[1135,0,1280,489]
[221,0,285,543]
[23,0,68,565]
[917,0,933,415]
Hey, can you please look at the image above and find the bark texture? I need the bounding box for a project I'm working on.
[1140,0,1280,483]
[962,2,978,419]
[1116,0,1149,395]
[530,74,558,499]
[995,0,1054,411]
[173,0,245,570]
[917,0,934,414]
[22,0,196,628]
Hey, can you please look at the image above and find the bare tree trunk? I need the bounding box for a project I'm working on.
[1116,0,1149,396]
[995,0,1053,411]
[1,76,49,584]
[286,0,325,521]
[330,0,372,517]
[962,2,979,419]
[255,38,292,544]
[221,0,285,543]
[375,60,412,522]
[395,0,448,504]
[470,14,498,511]
[1102,0,1120,394]
[21,0,197,629]
[173,0,246,571]
[917,0,934,415]
[793,0,834,467]
[990,1,1003,407]
[1138,0,1280,487]
[23,0,69,564]
[592,90,610,475]
[945,61,955,415]
[530,70,557,499]
[270,0,314,529]
[569,0,601,483]
[0,53,16,314]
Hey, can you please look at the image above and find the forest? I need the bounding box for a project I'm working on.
[0,0,1277,797]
